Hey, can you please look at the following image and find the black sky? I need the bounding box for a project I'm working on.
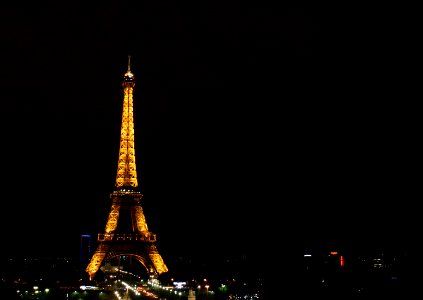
[0,2,419,261]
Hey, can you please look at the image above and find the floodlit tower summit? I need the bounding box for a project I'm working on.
[86,56,168,280]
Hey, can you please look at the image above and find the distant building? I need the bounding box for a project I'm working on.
[304,250,345,273]
[80,234,92,264]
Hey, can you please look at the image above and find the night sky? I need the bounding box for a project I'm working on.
[0,2,419,262]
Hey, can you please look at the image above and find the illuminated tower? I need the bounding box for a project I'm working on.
[86,56,168,280]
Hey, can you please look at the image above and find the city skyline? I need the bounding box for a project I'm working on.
[0,2,417,264]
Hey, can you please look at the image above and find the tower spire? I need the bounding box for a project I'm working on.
[116,56,137,189]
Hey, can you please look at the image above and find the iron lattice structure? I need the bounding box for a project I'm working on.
[86,57,168,280]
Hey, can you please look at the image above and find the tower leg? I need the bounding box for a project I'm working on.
[86,244,110,280]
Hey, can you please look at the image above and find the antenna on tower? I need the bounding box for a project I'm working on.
[128,55,131,72]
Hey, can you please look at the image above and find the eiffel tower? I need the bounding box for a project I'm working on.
[86,56,168,281]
